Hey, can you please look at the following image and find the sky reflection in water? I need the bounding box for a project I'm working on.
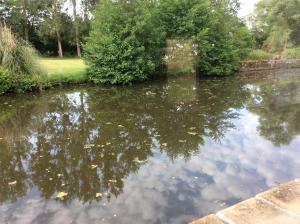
[0,73,300,224]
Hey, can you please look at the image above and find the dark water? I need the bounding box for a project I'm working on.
[1,72,300,224]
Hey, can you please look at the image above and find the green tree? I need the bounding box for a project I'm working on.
[84,0,166,84]
[193,1,252,76]
[253,0,300,52]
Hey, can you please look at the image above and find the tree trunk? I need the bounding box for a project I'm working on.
[22,0,29,41]
[56,31,63,58]
[72,0,81,57]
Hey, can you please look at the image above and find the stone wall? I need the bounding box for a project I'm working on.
[239,59,300,72]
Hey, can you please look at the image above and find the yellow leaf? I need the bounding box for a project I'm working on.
[188,132,197,136]
[8,181,17,186]
[56,192,68,200]
[91,164,98,169]
[96,193,102,198]
[84,144,95,149]
[133,158,147,164]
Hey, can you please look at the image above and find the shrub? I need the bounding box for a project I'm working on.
[84,0,166,85]
[0,23,41,75]
[194,4,252,76]
[247,50,274,60]
[282,48,300,59]
[0,67,13,94]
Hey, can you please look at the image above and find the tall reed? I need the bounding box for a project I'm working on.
[0,23,41,75]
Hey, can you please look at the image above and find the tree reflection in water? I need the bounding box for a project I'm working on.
[0,74,300,218]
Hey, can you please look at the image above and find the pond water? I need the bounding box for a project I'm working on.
[1,71,300,224]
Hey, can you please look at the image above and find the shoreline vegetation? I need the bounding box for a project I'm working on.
[1,0,300,96]
[1,42,300,96]
[1,52,300,96]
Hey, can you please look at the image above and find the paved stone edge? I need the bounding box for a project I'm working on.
[190,178,300,224]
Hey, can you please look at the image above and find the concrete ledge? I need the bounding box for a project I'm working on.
[191,178,300,224]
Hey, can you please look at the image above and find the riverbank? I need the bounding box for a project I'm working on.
[0,58,88,95]
[1,58,300,96]
[191,178,300,224]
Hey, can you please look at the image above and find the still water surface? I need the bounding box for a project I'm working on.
[1,73,300,224]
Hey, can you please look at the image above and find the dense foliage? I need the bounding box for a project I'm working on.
[252,0,300,52]
[0,0,95,56]
[85,0,252,82]
[0,24,41,75]
[84,0,166,84]
[0,23,44,94]
[247,50,274,60]
[194,1,252,76]
[282,48,300,59]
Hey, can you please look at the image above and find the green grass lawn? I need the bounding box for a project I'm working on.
[39,58,88,83]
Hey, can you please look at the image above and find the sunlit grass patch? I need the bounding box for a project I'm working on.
[39,58,87,83]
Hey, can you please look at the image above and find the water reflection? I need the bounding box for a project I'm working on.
[1,73,300,223]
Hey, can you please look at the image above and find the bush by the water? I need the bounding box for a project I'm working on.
[0,24,43,95]
[85,0,252,83]
[283,48,300,59]
[0,24,41,75]
[84,0,166,84]
[247,50,274,60]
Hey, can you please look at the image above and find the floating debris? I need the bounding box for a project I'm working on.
[57,174,63,177]
[113,214,117,217]
[91,165,98,169]
[188,132,197,136]
[49,178,53,181]
[106,122,112,125]
[178,140,187,143]
[162,143,168,147]
[118,125,124,128]
[108,179,117,183]
[133,158,147,164]
[8,181,17,186]
[56,192,68,200]
[84,144,95,149]
[106,142,111,146]
[189,127,197,130]
[96,193,102,198]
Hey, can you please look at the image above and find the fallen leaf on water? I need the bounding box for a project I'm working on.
[91,165,98,169]
[178,140,187,143]
[133,158,147,164]
[96,193,102,198]
[8,181,17,186]
[56,192,68,200]
[188,132,197,136]
[84,144,95,149]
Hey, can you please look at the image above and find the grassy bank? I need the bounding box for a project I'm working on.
[0,58,88,95]
[39,58,87,83]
